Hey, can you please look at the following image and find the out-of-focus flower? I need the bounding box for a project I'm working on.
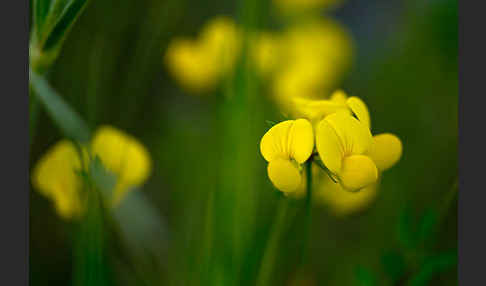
[32,140,86,219]
[260,119,314,193]
[315,175,379,217]
[315,111,378,191]
[31,126,152,219]
[273,0,343,12]
[91,126,152,206]
[165,16,241,93]
[269,19,353,112]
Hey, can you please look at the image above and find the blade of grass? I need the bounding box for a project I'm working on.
[29,68,91,142]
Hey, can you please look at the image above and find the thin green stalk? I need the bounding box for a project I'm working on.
[255,197,290,286]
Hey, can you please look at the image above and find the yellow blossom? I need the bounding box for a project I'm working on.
[251,32,281,76]
[292,90,370,127]
[91,126,152,206]
[165,16,241,92]
[31,140,86,219]
[270,19,353,111]
[31,126,152,219]
[315,111,378,191]
[260,119,314,193]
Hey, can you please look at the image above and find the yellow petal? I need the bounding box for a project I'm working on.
[329,89,348,104]
[31,140,84,219]
[292,96,348,124]
[315,119,343,174]
[267,158,302,193]
[367,133,403,171]
[288,119,314,164]
[324,111,373,155]
[165,38,218,92]
[346,96,370,129]
[92,126,152,198]
[260,120,294,162]
[339,155,378,191]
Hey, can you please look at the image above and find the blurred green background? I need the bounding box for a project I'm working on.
[29,0,457,285]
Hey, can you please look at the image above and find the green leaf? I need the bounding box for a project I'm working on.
[34,0,53,39]
[407,250,457,286]
[398,207,417,249]
[29,69,91,142]
[355,266,377,286]
[42,0,90,51]
[382,251,406,283]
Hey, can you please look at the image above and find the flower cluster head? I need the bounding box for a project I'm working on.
[260,90,402,199]
[31,126,152,219]
[165,16,241,92]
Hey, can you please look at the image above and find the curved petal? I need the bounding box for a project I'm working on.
[324,111,373,155]
[339,155,378,191]
[267,158,302,193]
[260,120,294,162]
[316,119,343,174]
[346,96,370,129]
[288,119,314,164]
[292,96,348,123]
[367,133,403,171]
[92,126,152,188]
[329,89,348,104]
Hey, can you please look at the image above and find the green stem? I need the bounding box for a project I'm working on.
[255,197,290,286]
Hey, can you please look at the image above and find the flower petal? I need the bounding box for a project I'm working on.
[346,96,370,129]
[92,126,152,188]
[288,119,314,164]
[267,158,302,193]
[367,133,403,171]
[292,96,348,124]
[260,120,294,162]
[316,119,343,174]
[339,155,378,191]
[324,111,373,155]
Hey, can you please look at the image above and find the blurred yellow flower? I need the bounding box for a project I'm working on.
[165,16,241,93]
[91,126,152,206]
[251,32,281,76]
[260,119,314,193]
[31,140,86,219]
[315,111,378,191]
[31,126,152,219]
[270,19,353,111]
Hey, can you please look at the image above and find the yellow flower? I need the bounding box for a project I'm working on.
[270,19,353,111]
[260,119,314,193]
[31,140,86,219]
[291,90,370,128]
[91,126,152,206]
[31,126,152,219]
[315,111,378,191]
[367,133,403,172]
[165,16,240,92]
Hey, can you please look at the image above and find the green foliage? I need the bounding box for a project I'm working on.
[382,251,407,284]
[31,0,91,72]
[355,266,377,286]
[407,250,457,286]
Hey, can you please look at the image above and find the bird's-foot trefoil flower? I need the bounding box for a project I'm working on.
[260,119,314,193]
[31,125,152,219]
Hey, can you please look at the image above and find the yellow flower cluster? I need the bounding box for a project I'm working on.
[260,91,402,214]
[251,19,353,113]
[165,16,241,92]
[273,0,343,12]
[31,126,152,219]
